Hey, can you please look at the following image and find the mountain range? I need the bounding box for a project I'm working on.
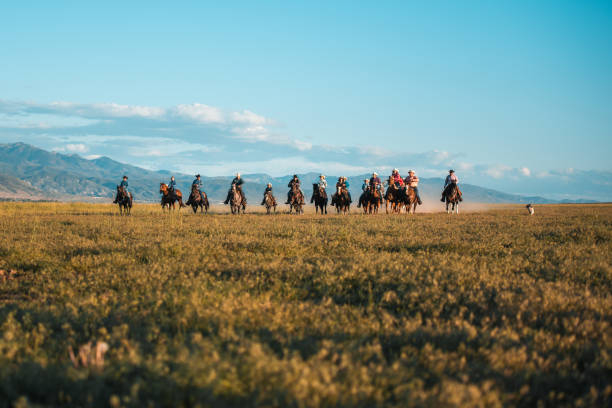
[0,142,597,204]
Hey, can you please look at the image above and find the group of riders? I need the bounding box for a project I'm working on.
[113,169,463,209]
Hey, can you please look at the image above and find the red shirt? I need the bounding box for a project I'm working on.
[393,173,404,185]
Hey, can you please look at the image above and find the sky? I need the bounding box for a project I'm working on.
[0,1,611,200]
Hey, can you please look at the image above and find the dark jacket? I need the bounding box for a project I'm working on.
[232,177,244,186]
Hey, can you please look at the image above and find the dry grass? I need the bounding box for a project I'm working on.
[0,203,611,407]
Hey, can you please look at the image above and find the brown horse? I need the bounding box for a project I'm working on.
[186,185,209,214]
[116,185,132,215]
[289,184,304,214]
[333,186,351,214]
[264,191,277,214]
[443,182,460,214]
[366,184,382,214]
[312,183,328,214]
[402,186,418,214]
[229,184,245,214]
[358,188,370,213]
[384,177,402,214]
[159,183,185,210]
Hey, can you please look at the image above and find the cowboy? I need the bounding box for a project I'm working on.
[113,175,129,203]
[224,173,245,204]
[311,174,327,203]
[168,176,177,199]
[441,169,462,202]
[357,178,369,208]
[286,174,302,204]
[370,172,383,204]
[261,183,273,205]
[342,177,352,203]
[317,174,327,189]
[392,169,404,188]
[369,172,382,191]
[192,174,206,202]
[406,170,422,205]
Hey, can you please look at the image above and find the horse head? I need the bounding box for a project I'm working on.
[160,183,168,195]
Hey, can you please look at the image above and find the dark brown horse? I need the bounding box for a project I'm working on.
[443,182,460,214]
[384,176,402,214]
[358,188,370,213]
[366,184,382,214]
[186,184,209,214]
[264,191,277,214]
[116,185,132,215]
[159,183,185,210]
[312,183,328,214]
[289,184,304,214]
[333,186,351,214]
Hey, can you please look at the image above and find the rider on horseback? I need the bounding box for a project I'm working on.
[224,173,245,204]
[261,183,273,205]
[406,170,422,205]
[311,174,327,203]
[113,175,130,203]
[192,174,206,202]
[357,179,369,208]
[310,174,327,204]
[370,172,383,199]
[285,175,303,204]
[168,176,177,200]
[392,169,404,189]
[339,177,352,203]
[441,170,463,202]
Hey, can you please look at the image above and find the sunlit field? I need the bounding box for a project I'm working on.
[0,203,610,407]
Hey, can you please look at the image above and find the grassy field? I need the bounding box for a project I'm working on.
[0,203,610,407]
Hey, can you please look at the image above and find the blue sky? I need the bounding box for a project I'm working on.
[0,1,611,199]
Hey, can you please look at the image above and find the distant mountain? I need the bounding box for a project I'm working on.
[0,142,594,204]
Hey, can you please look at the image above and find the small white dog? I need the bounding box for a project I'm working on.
[526,203,534,215]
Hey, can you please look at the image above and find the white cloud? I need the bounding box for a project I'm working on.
[49,101,165,118]
[65,143,88,153]
[174,103,225,124]
[231,110,269,125]
[484,164,513,179]
[519,167,531,176]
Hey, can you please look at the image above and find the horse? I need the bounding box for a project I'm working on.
[186,185,209,214]
[116,185,132,215]
[312,183,328,215]
[288,184,304,214]
[402,186,418,214]
[229,184,245,214]
[264,191,277,214]
[366,184,382,214]
[333,186,351,214]
[358,188,371,213]
[443,182,460,214]
[159,183,185,210]
[384,176,402,214]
